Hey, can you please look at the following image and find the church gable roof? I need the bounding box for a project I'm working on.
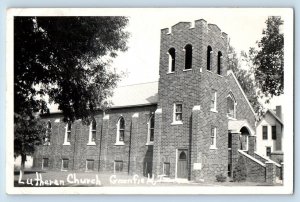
[109,81,158,108]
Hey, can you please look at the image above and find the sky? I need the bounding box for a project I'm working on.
[110,9,285,110]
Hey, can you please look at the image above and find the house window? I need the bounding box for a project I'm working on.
[207,46,212,70]
[210,127,217,149]
[262,126,268,140]
[184,44,192,70]
[272,126,277,140]
[116,117,125,144]
[63,122,71,145]
[168,48,176,72]
[266,147,271,157]
[62,159,69,171]
[163,162,170,177]
[173,103,183,123]
[217,51,223,75]
[147,115,155,144]
[114,160,123,172]
[227,93,236,118]
[44,121,51,145]
[86,159,94,171]
[42,158,49,169]
[88,119,96,145]
[210,90,217,112]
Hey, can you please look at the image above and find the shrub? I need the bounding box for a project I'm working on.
[216,173,227,182]
[233,156,247,182]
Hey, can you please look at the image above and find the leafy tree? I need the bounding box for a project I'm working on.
[227,45,262,114]
[14,114,46,170]
[251,16,284,97]
[14,17,129,167]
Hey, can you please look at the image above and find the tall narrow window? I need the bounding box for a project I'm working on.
[116,117,125,144]
[207,46,212,70]
[217,51,223,75]
[147,115,155,144]
[173,103,183,123]
[184,44,192,69]
[64,122,71,145]
[44,121,51,145]
[210,127,217,149]
[262,126,268,140]
[210,90,217,112]
[227,93,236,118]
[88,119,96,145]
[168,48,176,72]
[272,126,277,140]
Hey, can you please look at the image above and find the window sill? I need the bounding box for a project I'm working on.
[217,74,223,78]
[114,142,125,146]
[206,70,213,73]
[167,71,175,74]
[87,142,96,146]
[63,142,70,146]
[146,142,154,146]
[209,146,218,150]
[183,69,192,72]
[171,121,183,125]
[43,143,51,146]
[61,169,68,172]
[210,109,218,113]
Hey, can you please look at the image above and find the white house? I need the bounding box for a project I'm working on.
[255,106,283,163]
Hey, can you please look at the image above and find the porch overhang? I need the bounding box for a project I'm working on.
[228,119,255,136]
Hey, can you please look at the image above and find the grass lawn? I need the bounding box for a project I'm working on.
[14,169,280,187]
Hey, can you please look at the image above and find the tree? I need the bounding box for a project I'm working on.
[227,45,262,114]
[14,17,129,167]
[14,114,46,170]
[251,16,284,98]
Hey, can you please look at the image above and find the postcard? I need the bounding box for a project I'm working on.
[6,8,294,194]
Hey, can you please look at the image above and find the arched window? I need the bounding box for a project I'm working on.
[146,115,155,145]
[63,122,71,145]
[44,121,51,145]
[116,117,125,144]
[207,46,212,70]
[227,93,237,118]
[168,48,176,72]
[88,118,96,145]
[184,44,193,69]
[217,51,223,75]
[179,151,187,160]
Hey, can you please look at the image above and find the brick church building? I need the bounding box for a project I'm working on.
[33,19,282,183]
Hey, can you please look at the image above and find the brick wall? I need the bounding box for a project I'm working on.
[240,154,266,182]
[33,105,157,177]
[154,19,233,181]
